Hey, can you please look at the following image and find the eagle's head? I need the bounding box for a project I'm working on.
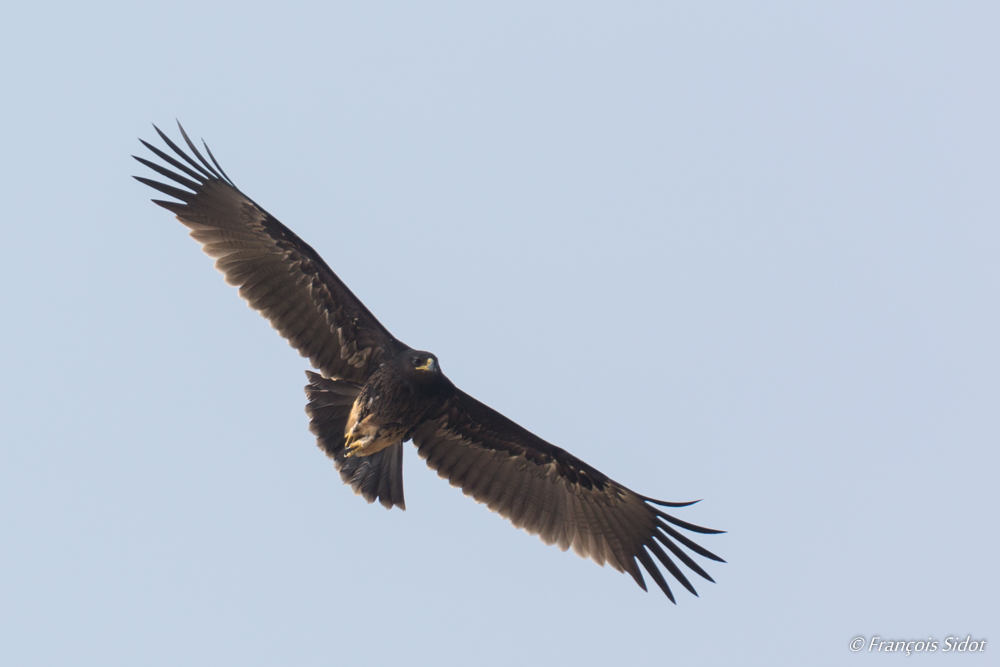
[400,350,442,384]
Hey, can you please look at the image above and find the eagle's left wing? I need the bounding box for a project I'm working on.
[411,389,724,601]
[133,123,406,383]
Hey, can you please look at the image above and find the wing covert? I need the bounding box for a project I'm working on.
[134,123,404,382]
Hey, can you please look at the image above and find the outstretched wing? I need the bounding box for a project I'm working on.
[134,123,404,383]
[411,390,724,602]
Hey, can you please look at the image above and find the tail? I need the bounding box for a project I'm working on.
[303,371,405,510]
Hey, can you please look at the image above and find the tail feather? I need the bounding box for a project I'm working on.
[304,371,405,510]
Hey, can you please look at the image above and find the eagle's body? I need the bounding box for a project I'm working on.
[343,351,446,457]
[134,123,725,603]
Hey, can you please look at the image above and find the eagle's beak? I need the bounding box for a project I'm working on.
[416,357,438,372]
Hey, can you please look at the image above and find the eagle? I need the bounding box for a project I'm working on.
[134,123,724,602]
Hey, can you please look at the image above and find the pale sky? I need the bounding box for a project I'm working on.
[2,3,997,665]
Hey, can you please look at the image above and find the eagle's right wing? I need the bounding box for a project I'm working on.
[412,388,725,602]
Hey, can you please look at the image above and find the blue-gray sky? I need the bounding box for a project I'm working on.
[2,2,997,665]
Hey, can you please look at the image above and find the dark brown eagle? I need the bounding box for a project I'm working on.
[134,123,724,602]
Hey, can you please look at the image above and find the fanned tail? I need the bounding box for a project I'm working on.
[304,371,405,509]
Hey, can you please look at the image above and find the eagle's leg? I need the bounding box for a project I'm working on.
[343,422,400,458]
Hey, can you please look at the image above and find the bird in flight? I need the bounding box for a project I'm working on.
[134,123,724,602]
